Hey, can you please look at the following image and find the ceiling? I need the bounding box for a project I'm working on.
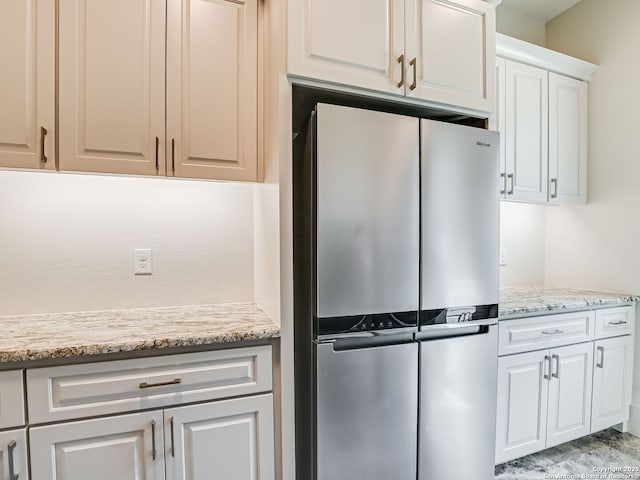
[498,0,583,22]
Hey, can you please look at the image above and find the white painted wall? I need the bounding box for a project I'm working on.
[496,5,546,46]
[500,202,546,287]
[0,170,255,315]
[545,0,640,433]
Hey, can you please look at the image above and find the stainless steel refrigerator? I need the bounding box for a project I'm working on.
[293,102,500,480]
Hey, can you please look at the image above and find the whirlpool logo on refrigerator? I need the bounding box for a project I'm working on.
[476,141,491,147]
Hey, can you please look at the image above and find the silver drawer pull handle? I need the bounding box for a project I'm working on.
[139,378,182,389]
[552,354,560,379]
[8,440,18,480]
[597,346,605,368]
[151,420,157,461]
[543,355,551,380]
[541,329,564,335]
[608,320,627,326]
[170,417,176,457]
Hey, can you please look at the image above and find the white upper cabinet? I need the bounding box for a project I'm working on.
[58,0,166,176]
[548,72,588,204]
[495,34,597,204]
[288,0,496,113]
[404,0,495,111]
[167,0,259,181]
[504,60,548,203]
[0,0,55,170]
[288,0,405,96]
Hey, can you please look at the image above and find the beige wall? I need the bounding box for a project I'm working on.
[0,171,255,315]
[545,0,640,294]
[496,5,546,46]
[545,0,640,433]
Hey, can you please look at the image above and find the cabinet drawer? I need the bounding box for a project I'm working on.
[0,371,25,429]
[499,311,595,356]
[595,306,634,339]
[27,345,272,424]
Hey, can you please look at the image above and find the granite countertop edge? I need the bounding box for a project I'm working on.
[499,287,638,320]
[0,302,280,363]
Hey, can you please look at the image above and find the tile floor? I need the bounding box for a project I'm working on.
[495,429,640,480]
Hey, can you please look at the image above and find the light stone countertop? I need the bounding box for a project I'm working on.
[500,286,637,319]
[0,303,279,363]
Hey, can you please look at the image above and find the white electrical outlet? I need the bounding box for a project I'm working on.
[499,248,507,267]
[134,249,153,275]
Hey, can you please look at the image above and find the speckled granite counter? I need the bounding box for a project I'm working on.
[500,286,636,319]
[0,303,279,363]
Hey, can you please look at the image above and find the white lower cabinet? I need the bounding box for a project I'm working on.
[496,305,634,465]
[591,335,634,433]
[30,411,164,480]
[26,346,275,479]
[495,342,592,464]
[545,343,593,447]
[0,429,28,480]
[166,394,275,480]
[496,351,549,463]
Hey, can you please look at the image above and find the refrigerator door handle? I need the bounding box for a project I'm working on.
[321,331,415,351]
[416,323,494,341]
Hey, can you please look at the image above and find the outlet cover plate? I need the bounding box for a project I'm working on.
[134,249,153,275]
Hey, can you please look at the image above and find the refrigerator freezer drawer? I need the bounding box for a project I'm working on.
[316,340,418,480]
[419,325,498,480]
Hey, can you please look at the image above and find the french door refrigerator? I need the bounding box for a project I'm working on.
[293,102,499,480]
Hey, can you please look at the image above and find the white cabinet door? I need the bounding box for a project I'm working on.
[287,0,405,95]
[405,0,495,112]
[167,0,259,182]
[495,351,549,465]
[546,342,593,447]
[0,0,55,170]
[165,394,274,480]
[504,60,548,203]
[0,429,28,480]
[58,0,166,175]
[30,410,165,480]
[591,335,634,433]
[0,370,25,429]
[548,72,588,204]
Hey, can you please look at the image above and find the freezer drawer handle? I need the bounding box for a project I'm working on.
[139,378,182,389]
[597,346,605,368]
[8,440,18,480]
[551,354,560,379]
[543,355,551,380]
[541,329,564,336]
